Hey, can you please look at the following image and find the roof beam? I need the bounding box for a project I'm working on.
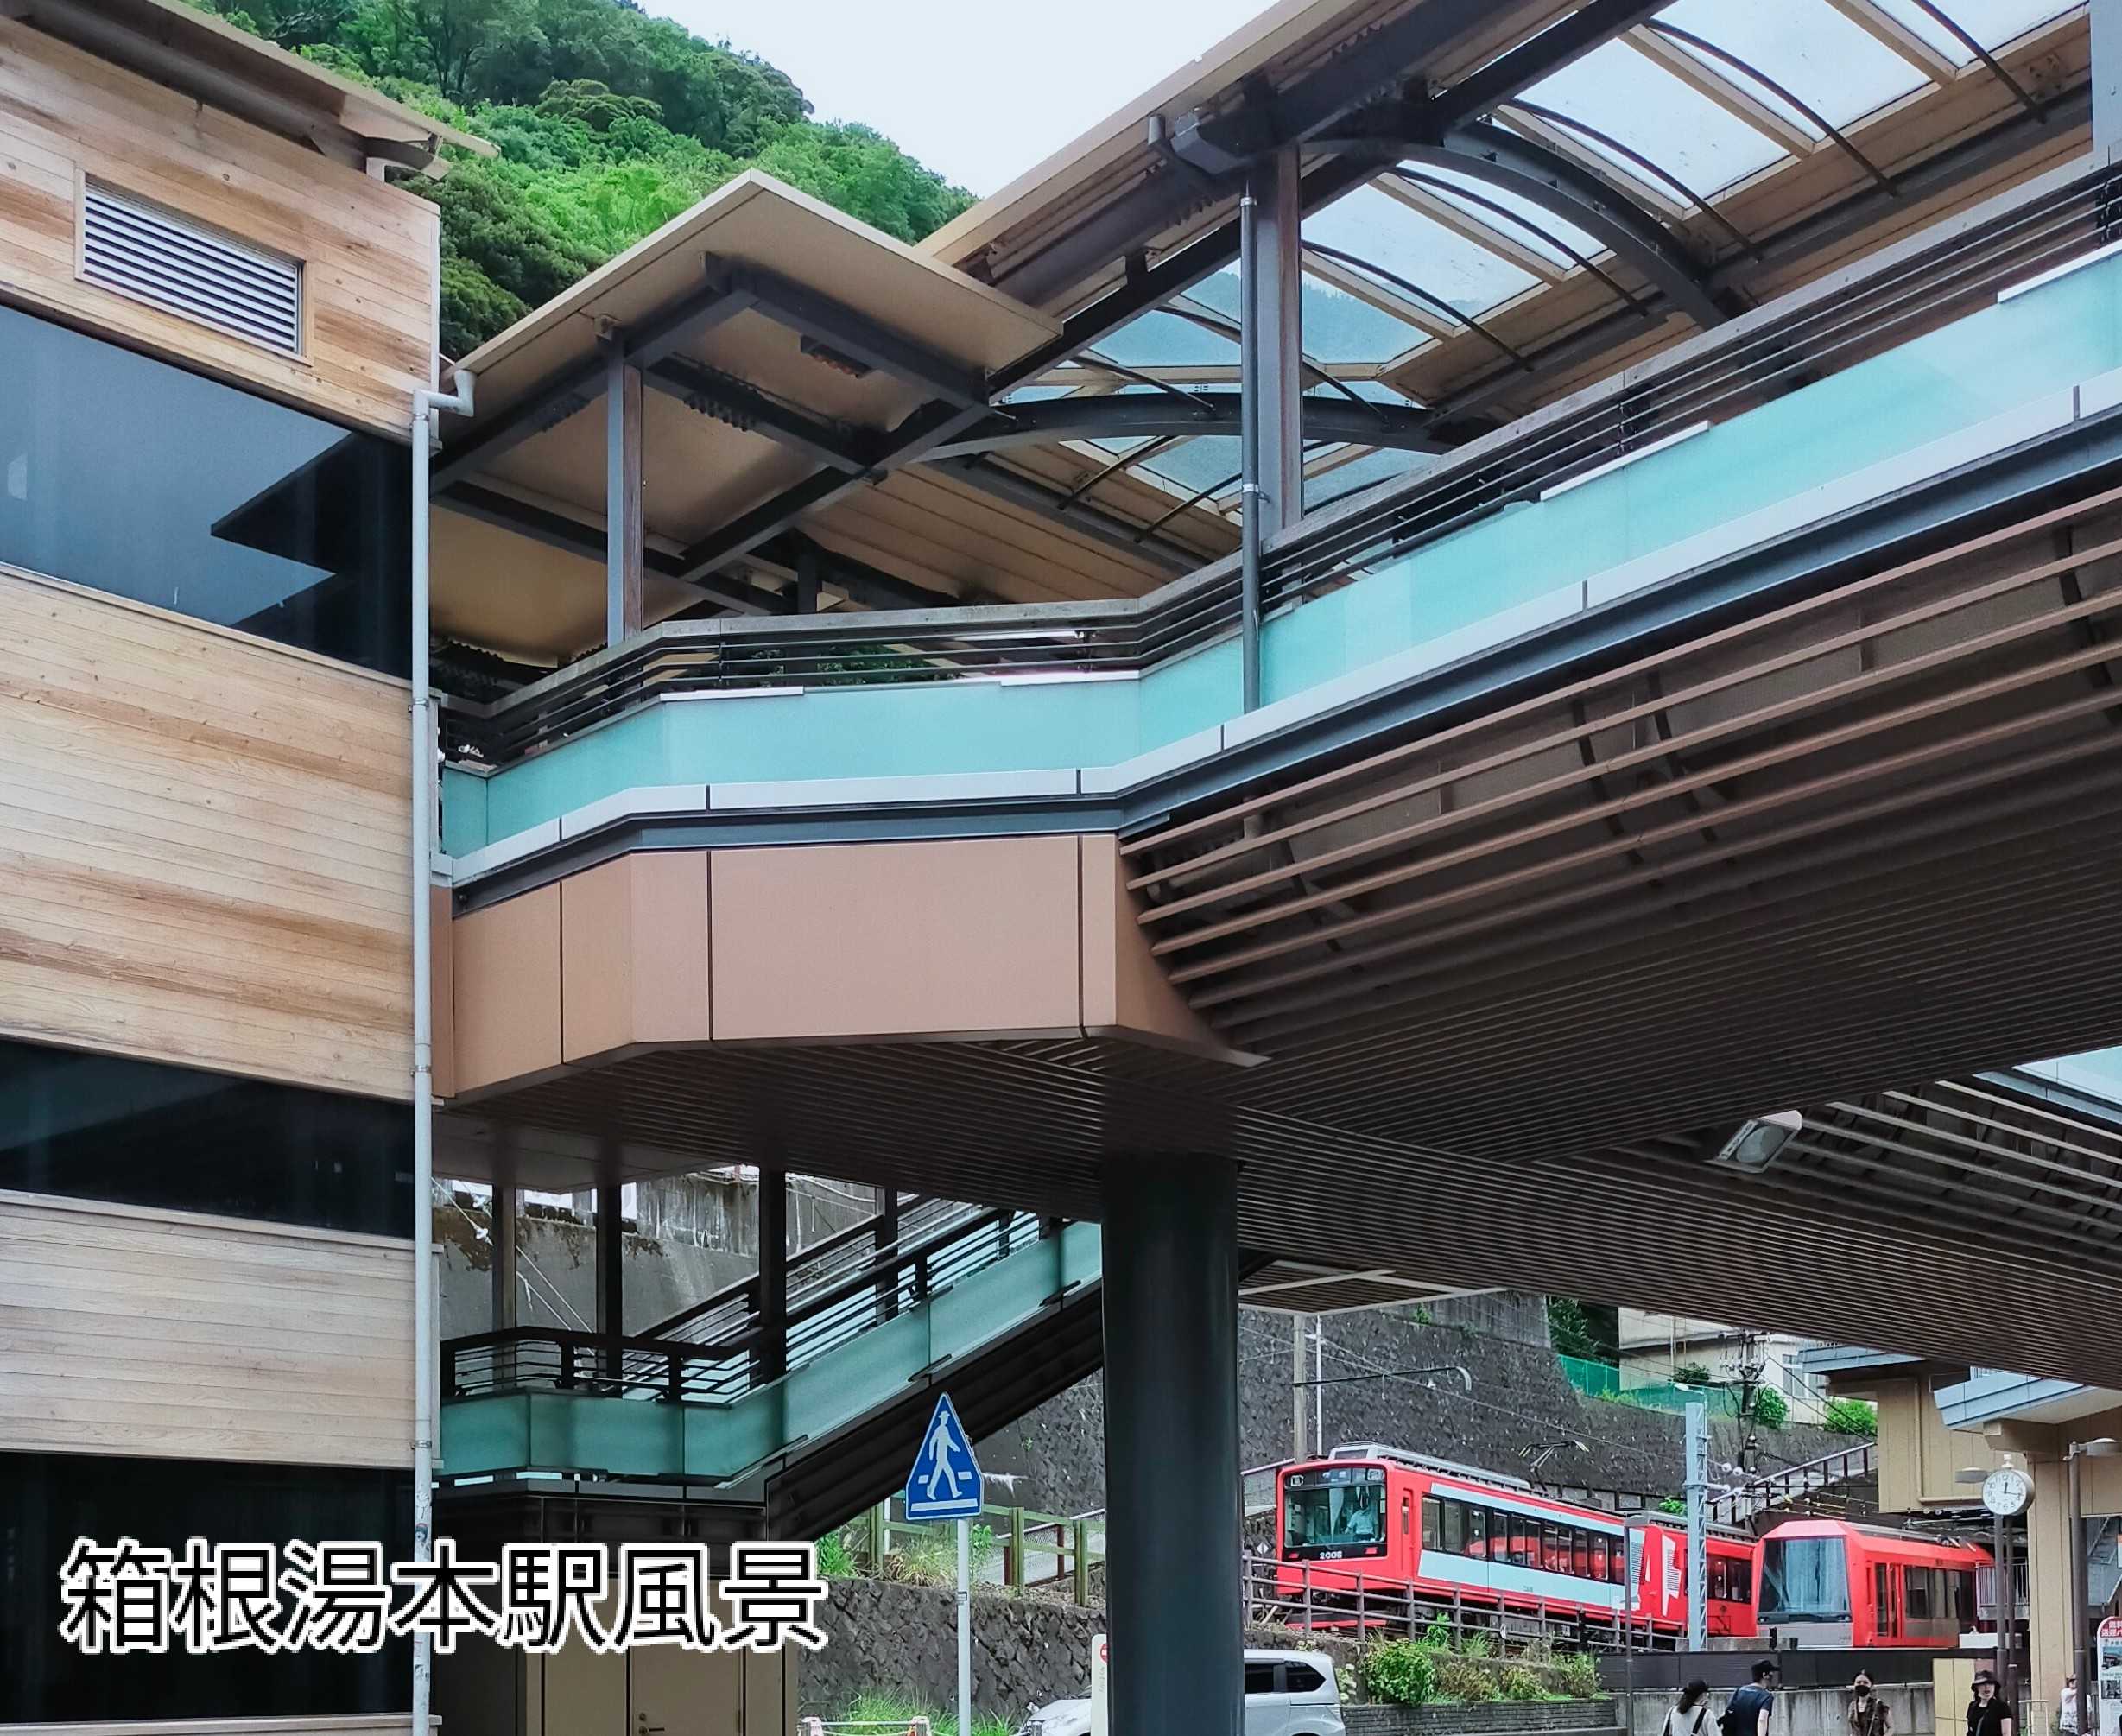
[438,484,787,616]
[939,458,1199,574]
[718,257,988,407]
[1333,112,1726,330]
[643,355,879,474]
[922,392,1446,459]
[432,274,752,492]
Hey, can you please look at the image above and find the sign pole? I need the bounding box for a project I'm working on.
[1684,1401,1707,1652]
[957,1517,972,1736]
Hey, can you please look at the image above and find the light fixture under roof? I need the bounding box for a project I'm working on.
[1707,1111,1805,1172]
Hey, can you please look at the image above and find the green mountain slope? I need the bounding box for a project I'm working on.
[198,0,976,353]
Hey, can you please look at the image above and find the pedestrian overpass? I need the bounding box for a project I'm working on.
[413,3,2122,1725]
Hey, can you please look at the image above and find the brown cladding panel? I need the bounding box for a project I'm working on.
[0,567,411,1096]
[560,852,710,1063]
[708,837,1082,1042]
[453,884,561,1094]
[0,18,436,433]
[1077,833,1229,1055]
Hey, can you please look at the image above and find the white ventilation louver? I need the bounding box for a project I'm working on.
[82,184,302,356]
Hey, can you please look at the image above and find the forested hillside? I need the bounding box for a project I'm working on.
[198,0,977,353]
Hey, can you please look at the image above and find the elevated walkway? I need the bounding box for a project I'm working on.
[441,1206,1102,1536]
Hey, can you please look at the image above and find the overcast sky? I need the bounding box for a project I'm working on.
[657,0,1257,196]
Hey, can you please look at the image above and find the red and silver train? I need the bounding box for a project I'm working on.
[1276,1447,1986,1648]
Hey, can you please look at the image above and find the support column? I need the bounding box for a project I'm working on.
[2099,0,2122,165]
[1102,1156,1242,1736]
[604,338,643,648]
[490,1181,517,1332]
[594,1180,624,1353]
[1251,148,1306,536]
[757,1167,789,1384]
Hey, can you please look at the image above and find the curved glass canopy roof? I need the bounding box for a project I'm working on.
[998,0,2081,524]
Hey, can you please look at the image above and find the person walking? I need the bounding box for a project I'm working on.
[2057,1675,2080,1736]
[1969,1670,2015,1736]
[1723,1661,1781,1736]
[1666,1681,1713,1736]
[1850,1674,1891,1736]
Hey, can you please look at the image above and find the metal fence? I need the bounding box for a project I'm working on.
[1241,1558,1672,1653]
[442,160,2122,772]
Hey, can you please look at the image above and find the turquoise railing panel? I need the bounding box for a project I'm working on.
[440,1224,1103,1483]
[444,252,2122,853]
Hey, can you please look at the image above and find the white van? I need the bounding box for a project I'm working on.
[1015,1646,1345,1736]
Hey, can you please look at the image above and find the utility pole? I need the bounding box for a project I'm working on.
[1292,1315,1308,1460]
[1685,1402,1708,1651]
[1736,1331,1768,1476]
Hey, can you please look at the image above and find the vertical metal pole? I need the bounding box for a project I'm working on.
[1685,1402,1707,1652]
[1995,1511,2013,1702]
[595,1178,624,1382]
[1074,1518,1091,1607]
[2097,0,2122,165]
[1254,148,1306,535]
[1293,1313,1308,1460]
[796,538,820,614]
[758,1167,789,1384]
[957,1518,973,1736]
[490,1177,517,1331]
[1313,1317,1325,1455]
[2074,1448,2093,1736]
[604,337,643,648]
[1238,185,1264,712]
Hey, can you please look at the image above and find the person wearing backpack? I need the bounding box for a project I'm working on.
[1665,1681,1713,1736]
[1722,1660,1781,1736]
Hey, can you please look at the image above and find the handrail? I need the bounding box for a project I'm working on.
[443,158,2121,773]
[1708,1441,1878,1524]
[445,1207,1054,1404]
[639,1192,956,1342]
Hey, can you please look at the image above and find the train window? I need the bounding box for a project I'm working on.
[1402,1495,1411,1537]
[1591,1536,1609,1581]
[1573,1532,1591,1578]
[1422,1496,1442,1552]
[1443,1501,1466,1555]
[1613,1534,1631,1585]
[1954,1571,1976,1623]
[1906,1568,1933,1619]
[1875,1564,1898,1637]
[1511,1516,1536,1568]
[1466,1506,1490,1559]
[1710,1556,1729,1600]
[1732,1557,1753,1603]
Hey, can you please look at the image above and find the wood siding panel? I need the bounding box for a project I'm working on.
[0,1191,409,1467]
[0,567,412,1097]
[0,19,435,433]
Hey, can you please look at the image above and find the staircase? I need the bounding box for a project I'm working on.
[1709,1442,1878,1527]
[440,1201,1104,1536]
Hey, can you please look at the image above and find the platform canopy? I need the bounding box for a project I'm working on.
[432,0,2094,666]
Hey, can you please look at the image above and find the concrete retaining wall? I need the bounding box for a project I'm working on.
[1346,1701,1618,1736]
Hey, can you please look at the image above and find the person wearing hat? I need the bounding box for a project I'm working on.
[1968,1670,2013,1736]
[1849,1673,1891,1736]
[2058,1675,2080,1736]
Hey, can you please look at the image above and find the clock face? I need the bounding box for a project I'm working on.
[1982,1467,2034,1517]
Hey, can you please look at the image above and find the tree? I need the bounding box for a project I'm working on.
[1823,1397,1878,1438]
[1751,1384,1789,1430]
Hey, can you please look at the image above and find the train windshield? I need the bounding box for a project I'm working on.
[1759,1535,1852,1622]
[1283,1467,1387,1555]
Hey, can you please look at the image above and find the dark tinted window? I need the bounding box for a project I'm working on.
[0,303,409,674]
[1245,1664,1278,1695]
[0,1450,408,1722]
[1442,1501,1466,1554]
[1287,1664,1326,1693]
[0,1036,410,1236]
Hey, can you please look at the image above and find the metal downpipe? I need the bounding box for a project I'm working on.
[409,366,474,1736]
[1238,185,1263,713]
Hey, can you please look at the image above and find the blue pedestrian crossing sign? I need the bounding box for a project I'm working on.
[903,1391,983,1521]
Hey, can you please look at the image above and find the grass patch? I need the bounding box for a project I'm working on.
[845,1689,1018,1736]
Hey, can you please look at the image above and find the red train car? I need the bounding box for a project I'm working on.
[1275,1447,1754,1639]
[1622,1512,1760,1638]
[1758,1518,1988,1649]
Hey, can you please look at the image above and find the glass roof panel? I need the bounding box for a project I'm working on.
[1657,0,1929,132]
[1190,267,1428,365]
[1395,165,1606,270]
[1136,435,1242,497]
[1303,184,1541,316]
[1092,308,1238,370]
[1868,0,2074,64]
[1304,447,1428,509]
[1517,38,1790,199]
